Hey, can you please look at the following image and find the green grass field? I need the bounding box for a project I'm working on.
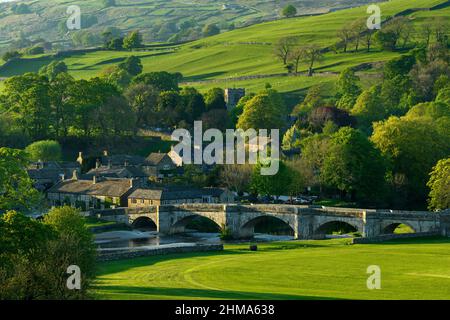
[94,238,450,300]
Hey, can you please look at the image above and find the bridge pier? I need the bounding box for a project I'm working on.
[440,212,450,237]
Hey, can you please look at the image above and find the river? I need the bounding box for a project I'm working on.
[95,230,295,250]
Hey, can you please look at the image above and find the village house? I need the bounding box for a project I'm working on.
[128,186,235,207]
[95,151,178,180]
[47,171,136,210]
[27,160,81,191]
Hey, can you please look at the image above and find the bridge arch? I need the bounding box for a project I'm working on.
[382,222,416,234]
[170,213,223,234]
[131,216,157,230]
[240,215,296,238]
[314,220,361,236]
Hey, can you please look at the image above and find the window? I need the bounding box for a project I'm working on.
[131,199,137,204]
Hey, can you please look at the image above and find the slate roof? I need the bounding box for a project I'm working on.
[129,186,204,201]
[129,186,228,201]
[47,178,133,197]
[101,155,146,167]
[86,166,148,178]
[145,153,169,165]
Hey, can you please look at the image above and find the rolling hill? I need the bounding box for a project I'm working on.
[0,0,377,51]
[0,0,449,105]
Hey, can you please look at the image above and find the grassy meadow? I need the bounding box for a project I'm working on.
[94,237,450,300]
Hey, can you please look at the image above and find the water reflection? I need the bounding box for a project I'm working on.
[95,230,294,250]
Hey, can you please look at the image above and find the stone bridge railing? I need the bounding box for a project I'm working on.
[93,204,450,240]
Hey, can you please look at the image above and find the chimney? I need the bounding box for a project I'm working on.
[93,176,97,184]
[72,170,78,180]
[124,160,129,167]
[95,159,100,169]
[107,160,112,169]
[129,179,134,188]
[76,152,83,165]
[60,174,65,181]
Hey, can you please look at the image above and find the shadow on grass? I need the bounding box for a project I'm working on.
[367,236,450,245]
[96,241,333,276]
[95,285,338,300]
[96,250,243,276]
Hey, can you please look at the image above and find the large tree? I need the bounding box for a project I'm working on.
[0,148,42,213]
[372,116,450,207]
[427,158,450,211]
[321,127,387,204]
[25,140,62,162]
[237,90,286,131]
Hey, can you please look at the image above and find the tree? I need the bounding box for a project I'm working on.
[350,19,366,52]
[274,37,296,65]
[124,83,159,131]
[0,148,42,213]
[204,88,227,111]
[299,134,331,192]
[251,160,292,197]
[282,125,302,150]
[351,85,385,130]
[156,90,183,127]
[39,61,68,81]
[383,54,416,80]
[133,71,180,91]
[371,116,450,207]
[337,26,352,53]
[0,207,96,299]
[101,66,132,91]
[421,24,433,47]
[180,87,206,124]
[106,37,124,50]
[203,24,220,37]
[237,90,286,131]
[123,30,142,50]
[3,73,51,140]
[42,207,96,299]
[309,106,355,131]
[288,46,304,73]
[336,68,361,110]
[2,50,21,62]
[25,140,62,161]
[220,164,253,195]
[118,56,143,76]
[302,45,323,76]
[282,5,297,18]
[365,29,376,52]
[49,72,76,138]
[427,158,450,210]
[321,127,387,204]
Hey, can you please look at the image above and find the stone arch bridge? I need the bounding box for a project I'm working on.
[95,204,450,239]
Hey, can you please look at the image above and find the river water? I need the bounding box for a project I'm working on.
[95,230,294,250]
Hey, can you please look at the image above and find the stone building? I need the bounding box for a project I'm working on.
[128,186,235,207]
[47,172,136,210]
[27,160,81,191]
[224,88,245,110]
